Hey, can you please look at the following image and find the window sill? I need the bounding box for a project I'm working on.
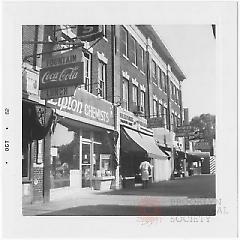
[132,62,138,69]
[122,54,129,60]
[103,37,108,42]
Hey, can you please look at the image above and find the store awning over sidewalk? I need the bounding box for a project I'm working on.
[121,127,168,159]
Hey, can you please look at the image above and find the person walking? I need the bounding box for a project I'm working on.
[139,159,152,189]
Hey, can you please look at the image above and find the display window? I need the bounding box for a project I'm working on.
[50,123,77,189]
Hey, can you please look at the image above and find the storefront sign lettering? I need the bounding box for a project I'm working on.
[39,62,84,90]
[47,88,114,126]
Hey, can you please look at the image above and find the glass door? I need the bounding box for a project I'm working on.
[82,142,91,188]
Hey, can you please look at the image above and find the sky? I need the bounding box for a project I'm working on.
[154,25,216,120]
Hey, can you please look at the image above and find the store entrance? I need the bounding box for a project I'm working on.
[82,142,91,188]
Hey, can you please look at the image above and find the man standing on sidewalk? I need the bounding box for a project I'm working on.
[139,159,152,189]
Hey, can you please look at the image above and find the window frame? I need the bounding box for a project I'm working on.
[153,100,158,117]
[83,51,92,93]
[122,26,128,58]
[140,90,145,113]
[98,61,107,99]
[132,84,138,105]
[122,78,129,110]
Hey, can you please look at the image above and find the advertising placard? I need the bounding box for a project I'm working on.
[39,62,84,90]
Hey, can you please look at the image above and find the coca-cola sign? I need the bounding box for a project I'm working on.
[39,62,84,90]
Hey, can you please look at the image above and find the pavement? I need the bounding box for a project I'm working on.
[22,174,216,216]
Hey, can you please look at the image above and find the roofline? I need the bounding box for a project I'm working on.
[137,25,186,81]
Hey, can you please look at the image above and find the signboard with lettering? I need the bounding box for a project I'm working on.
[39,62,84,90]
[47,88,114,127]
[147,117,164,128]
[77,25,103,42]
[40,86,76,100]
[42,48,82,68]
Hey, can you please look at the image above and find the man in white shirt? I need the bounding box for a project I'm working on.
[139,159,152,189]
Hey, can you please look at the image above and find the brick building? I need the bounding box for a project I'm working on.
[22,25,186,203]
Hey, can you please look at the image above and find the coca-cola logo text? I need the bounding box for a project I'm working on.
[39,62,84,90]
[41,66,79,84]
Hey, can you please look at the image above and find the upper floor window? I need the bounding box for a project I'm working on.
[139,46,145,72]
[83,52,92,93]
[153,100,158,117]
[98,61,107,99]
[122,78,129,110]
[132,85,138,105]
[157,67,162,89]
[140,90,145,113]
[121,26,128,57]
[132,37,137,66]
[102,25,107,38]
[163,107,167,128]
[171,82,174,100]
[152,60,157,80]
[158,102,163,118]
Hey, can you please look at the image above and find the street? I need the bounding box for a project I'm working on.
[34,175,216,216]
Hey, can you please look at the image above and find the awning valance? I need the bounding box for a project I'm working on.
[121,127,168,159]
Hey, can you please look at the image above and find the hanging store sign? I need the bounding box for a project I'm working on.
[42,48,82,68]
[47,88,114,127]
[77,25,103,42]
[39,62,84,90]
[40,86,76,100]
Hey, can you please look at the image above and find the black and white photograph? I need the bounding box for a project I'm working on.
[1,1,238,239]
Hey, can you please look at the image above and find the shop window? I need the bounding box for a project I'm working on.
[83,52,92,93]
[98,61,107,99]
[132,85,138,105]
[50,123,76,189]
[122,78,129,110]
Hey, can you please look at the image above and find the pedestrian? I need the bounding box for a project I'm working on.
[139,159,152,189]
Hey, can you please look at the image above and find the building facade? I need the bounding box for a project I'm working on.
[22,25,186,203]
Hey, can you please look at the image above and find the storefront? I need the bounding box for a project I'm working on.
[119,109,168,186]
[47,87,117,191]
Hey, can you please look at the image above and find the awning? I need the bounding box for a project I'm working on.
[121,127,168,159]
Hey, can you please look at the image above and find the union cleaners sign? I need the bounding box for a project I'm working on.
[47,88,114,127]
[39,62,84,90]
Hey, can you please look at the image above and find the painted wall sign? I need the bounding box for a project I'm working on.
[39,62,84,90]
[47,88,114,127]
[77,25,103,42]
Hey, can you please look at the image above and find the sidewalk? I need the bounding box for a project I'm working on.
[22,179,216,216]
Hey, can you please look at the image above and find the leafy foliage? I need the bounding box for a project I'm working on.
[190,114,216,141]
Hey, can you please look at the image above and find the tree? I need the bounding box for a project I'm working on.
[190,114,216,141]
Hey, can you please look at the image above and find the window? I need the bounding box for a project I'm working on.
[102,25,107,38]
[122,78,129,110]
[132,37,137,66]
[162,72,168,93]
[161,71,166,93]
[163,107,167,128]
[171,82,174,100]
[83,52,92,93]
[132,85,138,105]
[152,60,157,80]
[98,61,107,99]
[140,46,144,71]
[158,102,163,118]
[153,100,158,117]
[121,26,128,57]
[158,67,162,89]
[140,90,145,113]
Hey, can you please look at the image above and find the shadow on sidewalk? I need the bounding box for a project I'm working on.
[95,175,216,198]
[39,204,216,216]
